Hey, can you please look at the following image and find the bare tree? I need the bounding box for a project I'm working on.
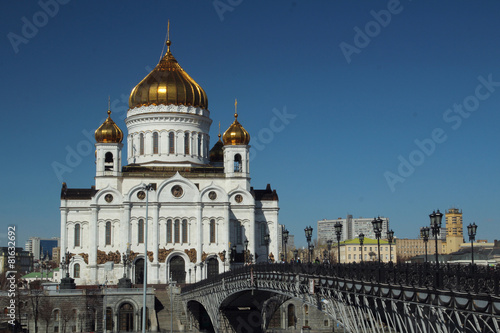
[24,289,44,333]
[59,300,75,333]
[38,296,55,333]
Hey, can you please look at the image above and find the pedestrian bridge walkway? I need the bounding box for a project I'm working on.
[181,262,500,333]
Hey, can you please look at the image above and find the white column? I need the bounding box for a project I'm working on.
[89,206,98,283]
[197,204,203,281]
[122,203,131,249]
[249,210,256,263]
[60,209,67,257]
[151,204,159,284]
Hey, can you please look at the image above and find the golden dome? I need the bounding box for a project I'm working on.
[223,111,250,145]
[95,110,123,143]
[129,40,208,110]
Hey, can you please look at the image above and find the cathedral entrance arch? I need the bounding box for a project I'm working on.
[119,303,134,332]
[170,256,185,284]
[207,258,219,279]
[135,258,144,284]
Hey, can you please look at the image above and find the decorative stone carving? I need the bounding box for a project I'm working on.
[147,251,154,262]
[185,248,197,263]
[158,248,173,263]
[218,251,226,262]
[201,251,209,262]
[78,253,89,264]
[269,252,275,263]
[96,250,121,264]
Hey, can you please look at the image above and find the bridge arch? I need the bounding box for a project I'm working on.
[186,300,215,333]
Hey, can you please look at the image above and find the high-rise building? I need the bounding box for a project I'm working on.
[25,237,60,261]
[59,36,280,285]
[317,215,389,244]
[445,208,464,254]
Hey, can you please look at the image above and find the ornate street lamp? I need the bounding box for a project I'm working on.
[283,229,289,262]
[293,249,299,263]
[420,227,430,263]
[387,229,394,263]
[264,233,270,262]
[372,217,383,265]
[334,222,343,265]
[326,239,333,264]
[467,223,478,265]
[244,239,249,264]
[429,210,443,268]
[359,233,364,263]
[322,249,328,264]
[304,226,313,263]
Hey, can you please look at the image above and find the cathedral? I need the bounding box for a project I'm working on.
[59,35,280,286]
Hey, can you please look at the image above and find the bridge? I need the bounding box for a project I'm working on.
[180,263,500,333]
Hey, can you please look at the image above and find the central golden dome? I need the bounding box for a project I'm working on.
[129,40,208,110]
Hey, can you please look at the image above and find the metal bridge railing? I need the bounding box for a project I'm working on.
[182,262,500,296]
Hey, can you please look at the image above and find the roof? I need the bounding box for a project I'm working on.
[251,184,279,201]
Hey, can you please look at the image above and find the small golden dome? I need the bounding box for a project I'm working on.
[223,112,250,145]
[129,39,208,110]
[95,110,123,143]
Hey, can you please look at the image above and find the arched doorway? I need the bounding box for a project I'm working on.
[119,303,134,332]
[207,258,219,279]
[135,258,144,284]
[170,256,185,284]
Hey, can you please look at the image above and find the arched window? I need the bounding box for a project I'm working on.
[73,263,80,278]
[197,135,202,156]
[169,132,175,154]
[104,152,113,171]
[74,224,80,247]
[138,219,144,244]
[287,304,295,327]
[236,221,242,245]
[139,133,144,155]
[234,154,242,172]
[182,219,188,243]
[166,219,172,243]
[210,219,216,243]
[174,219,180,243]
[184,133,190,155]
[105,222,111,245]
[153,132,159,154]
[260,223,267,245]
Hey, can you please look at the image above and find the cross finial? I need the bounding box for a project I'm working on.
[234,98,238,118]
[166,19,171,52]
[107,96,111,116]
[218,121,221,138]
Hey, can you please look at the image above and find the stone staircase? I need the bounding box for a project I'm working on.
[155,286,189,332]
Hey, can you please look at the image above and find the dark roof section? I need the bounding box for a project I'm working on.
[251,184,279,201]
[61,182,98,200]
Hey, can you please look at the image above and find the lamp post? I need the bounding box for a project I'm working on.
[283,229,289,263]
[322,250,328,264]
[308,244,314,263]
[326,240,333,264]
[387,229,394,264]
[371,217,383,265]
[244,239,249,264]
[420,227,430,263]
[264,234,270,263]
[467,223,478,265]
[429,210,443,268]
[293,249,298,263]
[304,226,313,263]
[334,222,343,265]
[222,250,226,274]
[359,233,364,263]
[141,183,154,333]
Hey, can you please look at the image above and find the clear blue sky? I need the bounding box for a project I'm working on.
[1,1,500,249]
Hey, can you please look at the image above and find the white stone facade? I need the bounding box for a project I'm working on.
[59,51,280,286]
